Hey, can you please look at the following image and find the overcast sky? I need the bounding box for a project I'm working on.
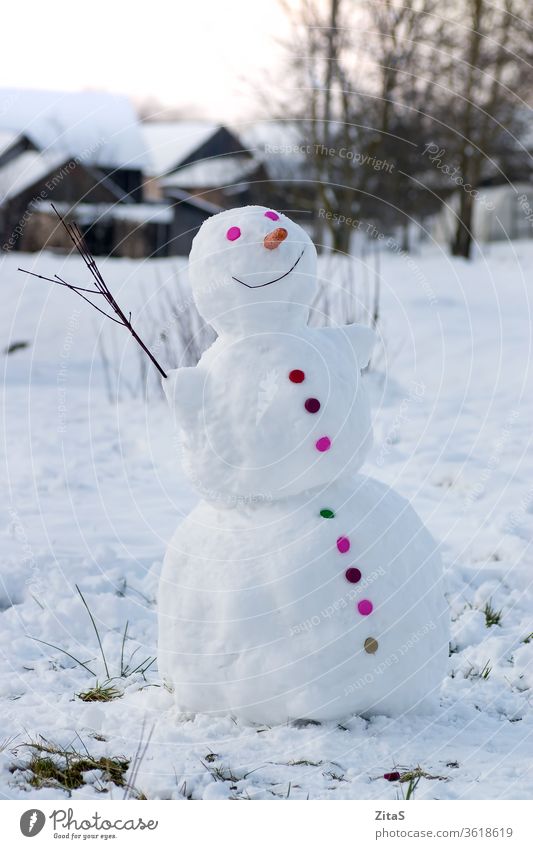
[4,0,290,122]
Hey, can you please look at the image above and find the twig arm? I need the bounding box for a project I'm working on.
[18,206,168,379]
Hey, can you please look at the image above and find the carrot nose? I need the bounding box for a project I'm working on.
[264,227,288,250]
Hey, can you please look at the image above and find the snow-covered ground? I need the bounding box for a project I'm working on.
[1,238,532,800]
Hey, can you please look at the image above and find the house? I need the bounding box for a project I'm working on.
[0,88,163,256]
[432,183,533,246]
[428,116,533,248]
[162,189,223,256]
[0,92,282,257]
[138,120,273,254]
[160,154,269,209]
[27,199,174,258]
[0,148,119,252]
[141,122,245,178]
[0,88,148,200]
[0,142,166,256]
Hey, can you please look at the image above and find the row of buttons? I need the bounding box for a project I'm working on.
[324,510,377,652]
[288,370,329,452]
[288,368,378,655]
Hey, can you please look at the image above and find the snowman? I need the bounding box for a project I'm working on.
[158,205,449,724]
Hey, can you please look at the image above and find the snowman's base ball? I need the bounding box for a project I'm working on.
[158,476,449,724]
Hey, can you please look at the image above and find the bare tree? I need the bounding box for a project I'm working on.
[276,0,533,259]
[430,0,533,257]
[276,1,443,250]
[276,0,363,253]
[19,207,168,379]
[360,1,442,245]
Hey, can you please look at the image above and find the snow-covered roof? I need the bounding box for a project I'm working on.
[0,89,148,170]
[30,200,173,225]
[237,120,310,179]
[161,155,260,190]
[0,130,20,159]
[0,149,68,204]
[111,203,173,224]
[141,121,220,176]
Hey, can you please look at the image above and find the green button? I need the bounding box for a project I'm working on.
[319,508,335,519]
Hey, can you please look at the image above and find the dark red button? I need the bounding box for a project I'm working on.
[345,567,361,583]
[289,369,305,383]
[304,398,320,413]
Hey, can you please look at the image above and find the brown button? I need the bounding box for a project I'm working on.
[364,637,378,654]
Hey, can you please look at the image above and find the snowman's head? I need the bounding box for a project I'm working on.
[188,206,317,335]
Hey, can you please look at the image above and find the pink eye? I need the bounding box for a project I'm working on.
[226,226,241,241]
[265,210,279,221]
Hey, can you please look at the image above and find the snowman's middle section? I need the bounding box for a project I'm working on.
[179,327,373,500]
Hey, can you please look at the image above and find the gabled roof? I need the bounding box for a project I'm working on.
[31,200,173,225]
[238,120,309,179]
[161,155,261,190]
[0,148,129,207]
[0,89,148,170]
[0,130,20,159]
[141,121,220,176]
[0,149,67,204]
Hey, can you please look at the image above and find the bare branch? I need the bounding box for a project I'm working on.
[19,207,168,379]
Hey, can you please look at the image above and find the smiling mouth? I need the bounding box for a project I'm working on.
[232,248,305,289]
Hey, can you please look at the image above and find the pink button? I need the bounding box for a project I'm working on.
[337,536,350,553]
[357,599,373,616]
[315,436,331,452]
[226,226,241,241]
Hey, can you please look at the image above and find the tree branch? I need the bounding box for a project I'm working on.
[18,206,168,379]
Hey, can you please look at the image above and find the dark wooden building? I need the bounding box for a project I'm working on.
[0,95,283,257]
